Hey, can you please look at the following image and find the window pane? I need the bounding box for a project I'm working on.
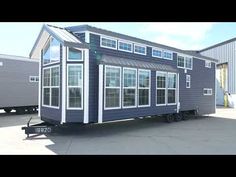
[139,70,150,88]
[51,88,59,107]
[123,89,135,107]
[124,69,136,87]
[43,41,50,64]
[185,57,192,69]
[168,74,176,88]
[69,88,82,108]
[68,65,82,86]
[43,69,50,86]
[51,67,59,86]
[50,38,60,62]
[69,48,82,60]
[157,90,165,104]
[43,88,50,105]
[153,49,162,57]
[168,90,175,103]
[119,42,132,51]
[177,56,185,67]
[106,67,120,87]
[105,88,120,108]
[139,89,149,106]
[101,38,116,48]
[163,51,172,59]
[157,73,166,88]
[135,45,146,54]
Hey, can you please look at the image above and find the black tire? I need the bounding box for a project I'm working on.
[174,113,182,122]
[16,108,25,115]
[182,113,190,120]
[27,107,34,114]
[165,114,174,123]
[4,108,12,113]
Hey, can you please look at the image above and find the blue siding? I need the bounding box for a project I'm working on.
[74,33,85,42]
[66,110,83,122]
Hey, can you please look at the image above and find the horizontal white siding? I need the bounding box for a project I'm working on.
[201,41,236,94]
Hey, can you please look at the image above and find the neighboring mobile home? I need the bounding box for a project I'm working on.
[200,38,236,108]
[30,24,217,125]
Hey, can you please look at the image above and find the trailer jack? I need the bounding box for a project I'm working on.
[22,117,58,138]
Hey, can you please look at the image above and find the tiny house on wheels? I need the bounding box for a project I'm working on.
[30,24,218,125]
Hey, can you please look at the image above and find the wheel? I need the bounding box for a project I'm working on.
[27,107,34,114]
[174,113,182,122]
[16,108,25,115]
[182,113,190,120]
[165,114,174,123]
[4,108,12,113]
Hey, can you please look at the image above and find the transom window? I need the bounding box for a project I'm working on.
[156,72,166,105]
[203,88,212,95]
[118,41,133,52]
[67,64,83,109]
[43,66,60,108]
[100,36,117,49]
[138,69,150,107]
[68,48,82,61]
[205,60,211,68]
[123,68,137,108]
[163,50,173,60]
[134,44,146,55]
[43,37,60,65]
[152,48,162,58]
[105,66,121,109]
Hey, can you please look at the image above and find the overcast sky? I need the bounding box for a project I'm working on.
[0,22,236,57]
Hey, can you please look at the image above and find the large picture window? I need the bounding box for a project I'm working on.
[138,69,150,107]
[167,73,176,104]
[43,65,60,108]
[123,68,137,108]
[43,37,60,65]
[67,64,83,109]
[105,66,121,109]
[156,72,166,105]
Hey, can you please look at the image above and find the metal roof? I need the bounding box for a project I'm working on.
[66,25,218,62]
[0,53,38,63]
[99,55,178,72]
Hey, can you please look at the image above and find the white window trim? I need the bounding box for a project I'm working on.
[134,43,147,55]
[67,64,84,110]
[152,47,163,58]
[122,67,137,109]
[177,54,193,70]
[163,50,173,60]
[67,47,84,62]
[138,69,151,107]
[205,60,211,68]
[186,75,191,88]
[177,55,186,69]
[100,36,117,50]
[42,65,60,109]
[185,57,193,70]
[167,72,177,106]
[104,65,121,110]
[43,36,60,67]
[118,40,133,53]
[156,71,167,106]
[203,88,213,96]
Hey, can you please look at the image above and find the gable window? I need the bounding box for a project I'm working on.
[118,41,133,52]
[68,48,82,61]
[123,68,137,108]
[186,75,191,88]
[167,73,176,104]
[185,57,192,69]
[43,65,60,108]
[105,66,121,109]
[205,60,211,68]
[134,44,146,55]
[100,36,117,49]
[156,72,166,105]
[177,56,185,68]
[43,37,60,65]
[138,69,150,107]
[163,50,173,60]
[203,88,212,95]
[152,48,162,58]
[67,64,83,109]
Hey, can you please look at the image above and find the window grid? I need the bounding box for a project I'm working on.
[138,69,150,107]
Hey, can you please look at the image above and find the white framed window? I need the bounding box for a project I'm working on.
[177,54,193,70]
[42,65,60,109]
[186,75,191,88]
[203,88,212,95]
[29,76,39,82]
[118,40,133,53]
[167,72,176,105]
[123,68,137,108]
[156,71,167,106]
[104,65,121,109]
[152,48,162,58]
[177,55,185,68]
[138,69,150,107]
[100,36,117,50]
[67,48,83,61]
[67,64,83,109]
[163,50,173,60]
[43,37,60,66]
[134,44,146,55]
[185,57,192,70]
[205,60,211,68]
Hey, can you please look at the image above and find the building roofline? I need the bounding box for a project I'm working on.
[0,53,39,62]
